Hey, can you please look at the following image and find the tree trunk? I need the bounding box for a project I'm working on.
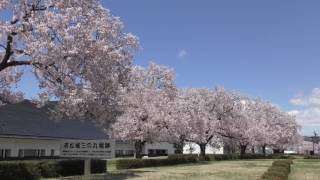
[273,149,284,154]
[174,141,184,154]
[199,143,206,157]
[134,140,144,159]
[240,145,247,156]
[262,145,266,155]
[251,147,255,154]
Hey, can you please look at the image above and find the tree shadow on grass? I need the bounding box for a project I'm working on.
[55,170,154,180]
[98,170,156,180]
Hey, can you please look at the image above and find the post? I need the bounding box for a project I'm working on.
[83,159,91,180]
[105,159,108,174]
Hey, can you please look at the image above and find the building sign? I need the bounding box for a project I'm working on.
[60,139,115,159]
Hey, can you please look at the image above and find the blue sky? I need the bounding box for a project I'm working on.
[13,0,320,135]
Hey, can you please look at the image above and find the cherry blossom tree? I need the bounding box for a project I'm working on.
[214,93,301,156]
[251,101,283,154]
[176,88,222,156]
[0,0,138,124]
[271,112,301,153]
[159,90,192,154]
[216,95,258,156]
[0,67,23,105]
[112,63,176,158]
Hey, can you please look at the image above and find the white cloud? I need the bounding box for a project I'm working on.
[178,49,187,58]
[288,110,299,116]
[290,95,307,106]
[290,88,320,127]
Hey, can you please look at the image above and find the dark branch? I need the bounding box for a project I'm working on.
[6,61,31,67]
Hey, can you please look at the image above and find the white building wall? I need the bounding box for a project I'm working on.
[143,142,175,155]
[297,141,320,154]
[183,143,223,155]
[0,137,176,158]
[115,141,135,152]
[0,137,60,157]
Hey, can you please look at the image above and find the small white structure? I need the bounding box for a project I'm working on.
[298,138,320,154]
[183,143,223,155]
[287,136,320,155]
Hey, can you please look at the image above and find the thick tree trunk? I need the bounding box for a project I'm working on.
[240,145,247,156]
[199,143,206,156]
[134,140,145,159]
[251,147,255,154]
[273,149,284,154]
[174,141,184,154]
[262,145,266,155]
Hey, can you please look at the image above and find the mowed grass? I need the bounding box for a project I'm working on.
[289,159,320,180]
[1,159,271,180]
[103,159,273,180]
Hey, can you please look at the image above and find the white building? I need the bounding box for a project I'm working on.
[294,136,320,155]
[183,143,223,155]
[115,141,175,157]
[0,101,175,159]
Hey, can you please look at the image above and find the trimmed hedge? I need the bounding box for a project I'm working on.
[57,160,84,176]
[54,159,106,177]
[0,159,106,180]
[168,154,199,163]
[116,155,199,169]
[91,160,107,174]
[304,155,320,159]
[38,161,59,178]
[116,159,144,169]
[0,163,41,180]
[260,159,293,180]
[116,153,296,170]
[196,153,292,161]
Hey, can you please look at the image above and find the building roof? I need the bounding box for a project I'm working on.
[0,100,108,140]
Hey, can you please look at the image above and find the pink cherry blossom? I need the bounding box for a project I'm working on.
[112,63,177,158]
[0,0,138,125]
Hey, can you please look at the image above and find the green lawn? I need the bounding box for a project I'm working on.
[101,159,273,180]
[289,159,320,180]
[43,159,273,180]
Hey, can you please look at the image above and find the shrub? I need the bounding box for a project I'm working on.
[116,155,199,169]
[91,160,106,174]
[260,160,293,180]
[267,154,294,159]
[168,154,199,163]
[38,161,59,178]
[0,163,41,180]
[116,153,295,170]
[240,153,266,159]
[0,160,107,179]
[207,154,239,161]
[142,159,160,167]
[116,159,144,169]
[57,159,106,177]
[57,160,84,176]
[304,155,320,159]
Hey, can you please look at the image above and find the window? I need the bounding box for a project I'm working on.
[50,149,55,156]
[148,149,155,155]
[24,149,38,157]
[0,149,3,158]
[18,149,24,158]
[4,149,11,158]
[148,149,168,156]
[115,150,123,155]
[125,150,134,155]
[40,149,46,157]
